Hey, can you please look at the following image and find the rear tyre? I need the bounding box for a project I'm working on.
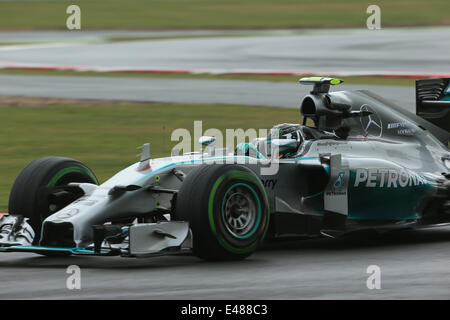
[176,165,270,261]
[8,157,98,242]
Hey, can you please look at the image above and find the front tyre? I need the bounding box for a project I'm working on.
[176,165,270,261]
[8,157,98,241]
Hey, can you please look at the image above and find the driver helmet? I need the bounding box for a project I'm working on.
[267,123,303,158]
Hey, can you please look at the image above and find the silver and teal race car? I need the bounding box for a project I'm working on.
[0,77,449,260]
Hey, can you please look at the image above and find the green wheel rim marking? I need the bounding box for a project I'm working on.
[47,166,98,187]
[155,176,161,182]
[208,169,270,254]
[221,182,261,239]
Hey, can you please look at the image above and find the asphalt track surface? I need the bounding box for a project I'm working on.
[0,74,415,112]
[2,227,450,299]
[0,28,449,74]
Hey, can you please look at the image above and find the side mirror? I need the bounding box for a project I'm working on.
[199,136,216,147]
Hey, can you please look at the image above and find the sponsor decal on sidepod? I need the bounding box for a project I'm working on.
[354,168,428,188]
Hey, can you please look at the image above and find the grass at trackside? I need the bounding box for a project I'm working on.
[0,0,448,30]
[0,102,299,210]
[0,69,416,87]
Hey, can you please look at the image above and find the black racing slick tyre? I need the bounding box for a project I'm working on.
[8,157,99,241]
[176,165,270,261]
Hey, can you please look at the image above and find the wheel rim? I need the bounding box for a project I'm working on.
[221,183,261,239]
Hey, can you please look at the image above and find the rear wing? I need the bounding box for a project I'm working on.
[416,78,450,132]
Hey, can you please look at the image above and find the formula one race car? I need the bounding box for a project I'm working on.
[1,77,449,260]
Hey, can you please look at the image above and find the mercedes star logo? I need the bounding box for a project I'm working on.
[359,104,383,138]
